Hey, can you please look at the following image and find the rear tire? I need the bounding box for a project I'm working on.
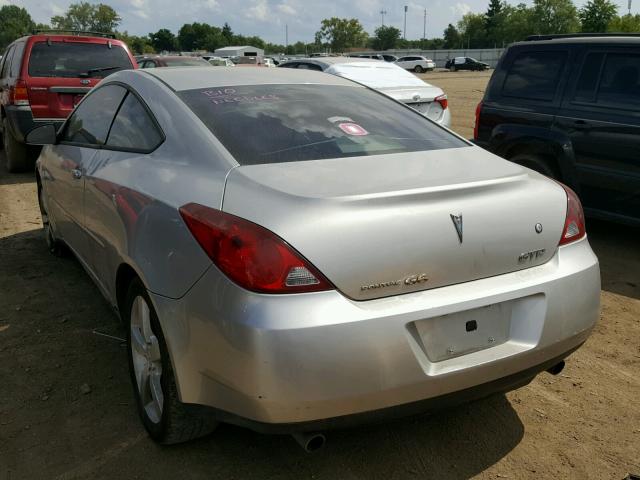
[509,153,560,180]
[450,66,456,72]
[37,183,67,257]
[3,118,33,173]
[414,65,424,73]
[125,278,218,444]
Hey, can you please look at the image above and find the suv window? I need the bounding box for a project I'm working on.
[62,84,127,146]
[28,42,133,78]
[502,50,566,101]
[297,63,323,71]
[177,84,466,165]
[106,93,162,151]
[573,52,605,103]
[597,53,640,109]
[9,42,25,77]
[1,46,14,79]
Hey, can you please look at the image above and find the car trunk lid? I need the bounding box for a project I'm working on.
[222,146,568,300]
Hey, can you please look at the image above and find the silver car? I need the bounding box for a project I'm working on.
[279,57,451,127]
[29,67,600,447]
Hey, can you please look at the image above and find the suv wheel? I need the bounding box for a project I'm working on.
[510,153,560,180]
[450,66,456,72]
[125,278,218,444]
[414,65,424,73]
[3,118,31,173]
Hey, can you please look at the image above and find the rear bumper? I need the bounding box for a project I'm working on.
[3,105,64,142]
[150,238,600,427]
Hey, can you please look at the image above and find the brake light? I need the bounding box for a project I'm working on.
[558,184,586,246]
[473,101,483,140]
[435,94,448,110]
[9,79,29,106]
[179,203,333,294]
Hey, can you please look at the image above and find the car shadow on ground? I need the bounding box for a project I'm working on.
[1,228,525,479]
[0,151,37,186]
[587,219,640,300]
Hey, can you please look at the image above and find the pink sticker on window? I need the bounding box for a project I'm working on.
[338,122,368,136]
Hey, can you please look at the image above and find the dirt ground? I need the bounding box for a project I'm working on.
[1,71,639,480]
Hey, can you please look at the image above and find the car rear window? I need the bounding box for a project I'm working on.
[502,50,566,101]
[28,41,133,78]
[177,84,466,165]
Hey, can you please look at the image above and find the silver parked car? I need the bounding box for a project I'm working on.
[279,57,451,127]
[29,67,600,446]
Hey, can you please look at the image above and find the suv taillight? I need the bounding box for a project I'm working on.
[558,184,586,246]
[473,101,483,140]
[435,94,448,110]
[179,203,333,294]
[9,79,29,106]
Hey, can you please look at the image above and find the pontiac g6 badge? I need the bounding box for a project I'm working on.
[450,213,463,243]
[361,274,428,291]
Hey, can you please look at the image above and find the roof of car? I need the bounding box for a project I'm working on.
[285,56,375,66]
[141,66,360,91]
[514,35,640,46]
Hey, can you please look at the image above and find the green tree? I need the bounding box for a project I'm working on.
[149,28,176,52]
[372,25,401,50]
[0,5,34,50]
[501,3,536,43]
[608,13,640,32]
[443,23,462,48]
[532,0,580,34]
[458,13,488,48]
[485,0,507,45]
[222,22,233,44]
[579,0,617,32]
[51,2,120,32]
[316,17,368,52]
[117,31,154,54]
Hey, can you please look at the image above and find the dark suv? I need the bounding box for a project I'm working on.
[0,31,137,172]
[475,34,640,226]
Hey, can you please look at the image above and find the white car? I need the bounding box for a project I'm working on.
[279,57,451,127]
[207,56,235,67]
[396,55,435,73]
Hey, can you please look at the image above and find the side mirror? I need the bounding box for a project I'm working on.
[25,124,57,145]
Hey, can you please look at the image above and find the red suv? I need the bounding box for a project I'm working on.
[0,31,137,172]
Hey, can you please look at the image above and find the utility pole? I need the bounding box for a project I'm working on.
[423,9,426,40]
[285,24,288,49]
[403,5,408,40]
[629,0,633,15]
[380,9,387,27]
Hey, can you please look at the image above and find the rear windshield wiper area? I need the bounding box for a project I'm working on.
[79,66,122,78]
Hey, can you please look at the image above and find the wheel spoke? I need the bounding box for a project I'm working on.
[148,336,161,362]
[139,367,151,403]
[140,300,153,343]
[130,326,147,356]
[149,371,164,416]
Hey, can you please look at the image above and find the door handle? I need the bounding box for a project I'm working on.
[71,168,83,179]
[573,120,591,130]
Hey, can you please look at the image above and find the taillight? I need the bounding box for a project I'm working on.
[558,184,586,246]
[179,203,333,294]
[473,101,483,140]
[435,94,448,110]
[9,79,29,106]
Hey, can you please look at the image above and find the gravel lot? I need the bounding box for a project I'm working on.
[1,70,639,480]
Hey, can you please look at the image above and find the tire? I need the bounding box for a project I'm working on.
[509,153,560,180]
[125,278,218,444]
[414,65,424,73]
[37,182,67,257]
[450,66,456,72]
[3,118,32,173]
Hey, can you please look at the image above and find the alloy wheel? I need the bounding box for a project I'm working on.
[130,296,164,424]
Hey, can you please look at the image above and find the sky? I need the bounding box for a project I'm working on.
[1,0,635,45]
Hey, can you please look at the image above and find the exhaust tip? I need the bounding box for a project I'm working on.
[546,360,565,376]
[292,432,326,452]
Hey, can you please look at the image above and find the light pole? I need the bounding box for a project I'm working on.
[403,5,408,40]
[629,0,633,15]
[423,9,426,40]
[380,9,387,27]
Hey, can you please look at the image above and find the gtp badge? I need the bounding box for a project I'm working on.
[450,213,463,244]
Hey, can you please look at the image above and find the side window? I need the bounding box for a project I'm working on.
[106,93,162,151]
[62,84,127,146]
[597,53,640,109]
[144,61,156,69]
[502,50,567,102]
[397,57,407,62]
[1,46,14,79]
[9,42,25,78]
[573,52,605,103]
[280,62,298,69]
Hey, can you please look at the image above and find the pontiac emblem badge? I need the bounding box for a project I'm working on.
[80,79,90,85]
[450,213,463,243]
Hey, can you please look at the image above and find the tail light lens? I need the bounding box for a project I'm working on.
[9,79,29,106]
[558,184,586,246]
[179,203,333,294]
[473,101,483,140]
[435,94,448,110]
